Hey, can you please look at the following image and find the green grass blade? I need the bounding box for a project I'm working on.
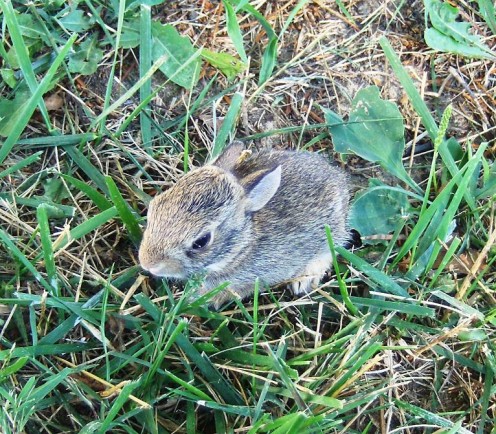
[0,0,51,130]
[431,291,484,320]
[0,151,42,179]
[0,228,55,293]
[328,341,383,396]
[346,296,434,317]
[395,143,486,271]
[16,133,99,148]
[478,0,496,35]
[99,380,142,432]
[258,37,278,85]
[39,315,79,345]
[139,3,152,152]
[96,0,125,134]
[196,400,254,417]
[0,34,77,165]
[0,357,29,381]
[477,365,494,434]
[105,176,142,245]
[175,333,244,405]
[394,399,472,433]
[36,204,58,296]
[28,367,73,404]
[92,51,199,128]
[280,0,310,36]
[0,343,95,361]
[232,1,276,39]
[379,37,469,193]
[0,194,75,218]
[61,174,112,211]
[52,206,118,252]
[336,247,409,297]
[64,146,109,194]
[266,342,307,410]
[222,0,248,62]
[212,92,244,158]
[326,226,359,316]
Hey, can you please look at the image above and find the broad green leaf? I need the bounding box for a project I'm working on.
[68,34,104,75]
[200,48,246,80]
[1,68,17,87]
[424,0,496,60]
[43,177,71,202]
[324,86,418,191]
[57,8,94,32]
[17,13,47,42]
[350,182,412,239]
[151,22,201,89]
[120,19,140,49]
[458,329,487,342]
[425,28,496,59]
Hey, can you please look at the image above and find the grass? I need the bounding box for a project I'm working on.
[1,0,495,433]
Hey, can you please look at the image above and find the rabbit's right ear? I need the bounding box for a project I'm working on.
[245,166,281,212]
[211,141,245,171]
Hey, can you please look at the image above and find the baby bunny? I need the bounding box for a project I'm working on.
[139,141,350,308]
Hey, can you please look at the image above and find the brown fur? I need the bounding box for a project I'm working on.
[139,142,350,308]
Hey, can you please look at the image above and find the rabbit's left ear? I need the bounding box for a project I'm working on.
[245,165,281,212]
[211,141,244,170]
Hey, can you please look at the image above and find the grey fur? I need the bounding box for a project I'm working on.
[139,142,350,308]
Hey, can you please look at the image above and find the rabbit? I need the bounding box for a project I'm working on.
[138,141,350,308]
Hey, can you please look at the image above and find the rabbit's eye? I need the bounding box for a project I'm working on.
[192,232,212,250]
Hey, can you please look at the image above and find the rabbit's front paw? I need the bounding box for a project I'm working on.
[291,276,320,295]
[291,252,333,295]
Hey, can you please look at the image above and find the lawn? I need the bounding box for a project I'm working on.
[0,0,495,433]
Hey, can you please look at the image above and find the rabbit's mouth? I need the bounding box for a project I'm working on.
[143,263,186,280]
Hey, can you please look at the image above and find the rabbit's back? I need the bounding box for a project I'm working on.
[216,149,349,288]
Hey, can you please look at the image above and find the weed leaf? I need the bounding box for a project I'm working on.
[424,0,496,59]
[324,86,418,191]
[200,48,246,80]
[58,8,93,32]
[68,34,103,75]
[350,182,412,239]
[151,22,200,89]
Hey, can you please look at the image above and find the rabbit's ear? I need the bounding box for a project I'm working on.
[245,166,281,212]
[211,141,244,170]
